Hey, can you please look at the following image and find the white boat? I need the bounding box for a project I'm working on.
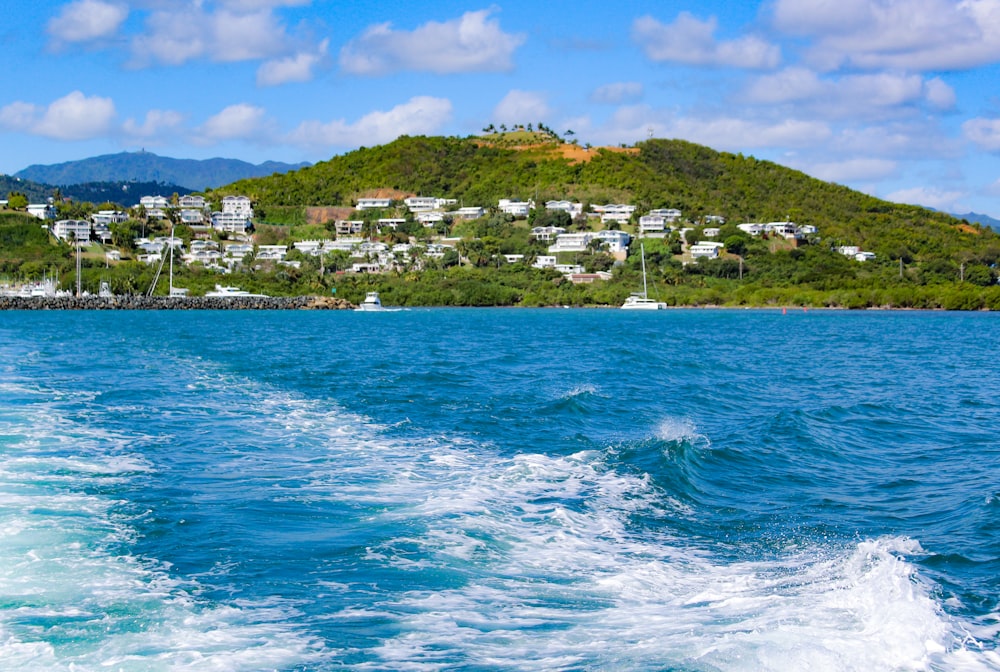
[205,284,268,298]
[355,291,385,311]
[621,243,666,310]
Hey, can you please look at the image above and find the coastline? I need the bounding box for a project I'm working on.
[0,295,355,310]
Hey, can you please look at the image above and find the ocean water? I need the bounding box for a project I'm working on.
[0,307,998,671]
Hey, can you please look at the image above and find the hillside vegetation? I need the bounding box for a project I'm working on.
[219,135,994,265]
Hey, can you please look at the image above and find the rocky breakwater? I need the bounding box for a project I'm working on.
[0,295,356,310]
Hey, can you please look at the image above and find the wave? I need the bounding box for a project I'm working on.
[3,347,997,670]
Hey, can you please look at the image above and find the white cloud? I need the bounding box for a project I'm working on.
[131,3,292,66]
[771,0,1000,71]
[492,91,551,125]
[257,39,328,86]
[661,115,830,151]
[834,122,959,159]
[122,109,186,139]
[339,9,525,75]
[885,186,966,211]
[807,158,898,182]
[289,96,453,148]
[0,91,116,140]
[562,104,830,152]
[743,68,956,119]
[197,103,273,143]
[963,117,1000,151]
[590,82,644,105]
[48,0,128,44]
[632,12,780,69]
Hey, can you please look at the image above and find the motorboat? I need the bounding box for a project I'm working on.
[621,243,666,310]
[205,284,268,298]
[355,291,385,311]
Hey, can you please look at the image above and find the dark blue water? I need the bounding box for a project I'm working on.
[0,308,997,670]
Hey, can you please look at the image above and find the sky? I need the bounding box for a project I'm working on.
[3,0,1000,217]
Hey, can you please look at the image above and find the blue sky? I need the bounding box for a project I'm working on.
[4,0,1000,217]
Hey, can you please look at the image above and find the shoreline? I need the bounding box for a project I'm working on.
[0,295,355,310]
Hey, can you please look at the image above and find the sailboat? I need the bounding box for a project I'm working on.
[621,243,666,310]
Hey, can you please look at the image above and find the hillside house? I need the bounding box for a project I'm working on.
[53,219,91,242]
[356,197,391,210]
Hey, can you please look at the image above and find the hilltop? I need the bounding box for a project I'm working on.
[16,151,310,191]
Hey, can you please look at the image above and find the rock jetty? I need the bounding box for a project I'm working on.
[0,295,356,310]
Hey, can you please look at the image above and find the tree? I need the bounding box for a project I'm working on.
[7,192,28,210]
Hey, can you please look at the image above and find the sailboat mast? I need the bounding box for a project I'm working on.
[168,226,174,296]
[640,243,648,298]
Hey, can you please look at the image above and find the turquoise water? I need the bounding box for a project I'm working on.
[0,308,998,671]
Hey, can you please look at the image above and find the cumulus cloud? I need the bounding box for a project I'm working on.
[196,103,274,143]
[771,0,1000,71]
[562,104,829,152]
[590,82,644,105]
[339,9,525,75]
[807,158,898,183]
[131,3,293,66]
[492,91,551,125]
[288,96,453,148]
[963,117,1000,151]
[885,186,966,211]
[743,68,956,118]
[632,12,780,69]
[257,39,329,86]
[48,0,128,45]
[0,91,116,140]
[122,109,186,139]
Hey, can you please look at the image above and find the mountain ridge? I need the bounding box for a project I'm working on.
[15,151,310,191]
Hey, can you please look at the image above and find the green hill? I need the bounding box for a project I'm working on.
[218,134,995,265]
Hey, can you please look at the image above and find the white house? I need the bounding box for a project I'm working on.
[180,209,204,225]
[52,219,91,243]
[545,200,583,217]
[356,197,391,210]
[28,204,57,220]
[690,242,722,259]
[179,195,208,210]
[533,255,557,269]
[549,230,630,255]
[703,227,721,238]
[638,215,666,235]
[531,226,566,241]
[738,223,765,236]
[335,220,364,236]
[223,242,254,258]
[222,196,253,219]
[498,199,533,217]
[212,211,251,234]
[404,196,438,212]
[417,211,446,227]
[649,208,682,222]
[140,196,169,218]
[92,210,127,226]
[256,245,287,261]
[453,207,485,220]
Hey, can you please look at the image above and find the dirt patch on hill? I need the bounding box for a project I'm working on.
[955,223,980,234]
[554,144,639,164]
[305,206,354,225]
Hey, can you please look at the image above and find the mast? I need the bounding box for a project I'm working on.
[640,243,648,299]
[168,226,174,296]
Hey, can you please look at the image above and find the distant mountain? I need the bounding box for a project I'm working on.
[953,212,1000,230]
[15,151,310,191]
